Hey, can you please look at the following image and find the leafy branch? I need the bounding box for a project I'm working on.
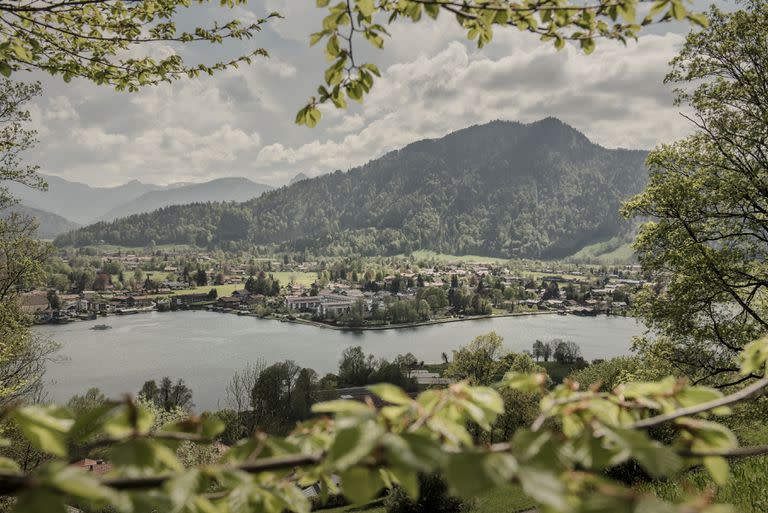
[0,0,282,90]
[297,0,708,126]
[0,338,766,512]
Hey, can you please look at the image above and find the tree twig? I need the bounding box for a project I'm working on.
[629,377,768,429]
[0,452,323,495]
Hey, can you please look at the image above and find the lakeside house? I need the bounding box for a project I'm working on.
[285,292,360,316]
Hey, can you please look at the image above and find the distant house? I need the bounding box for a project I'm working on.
[217,296,241,308]
[72,459,112,475]
[172,293,210,308]
[408,369,452,386]
[111,295,153,308]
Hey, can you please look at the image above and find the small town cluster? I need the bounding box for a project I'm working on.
[18,250,647,328]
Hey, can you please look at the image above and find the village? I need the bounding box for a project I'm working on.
[19,250,646,328]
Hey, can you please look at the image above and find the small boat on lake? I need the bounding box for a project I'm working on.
[90,324,112,330]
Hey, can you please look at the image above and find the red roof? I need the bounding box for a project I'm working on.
[72,459,113,475]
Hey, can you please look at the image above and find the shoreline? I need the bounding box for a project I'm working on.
[36,307,631,333]
[280,310,558,331]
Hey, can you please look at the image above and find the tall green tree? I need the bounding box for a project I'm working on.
[623,0,768,387]
[444,331,504,385]
[0,80,56,405]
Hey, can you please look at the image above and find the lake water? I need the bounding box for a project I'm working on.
[36,312,645,410]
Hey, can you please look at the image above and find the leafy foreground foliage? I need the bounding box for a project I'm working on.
[57,119,647,260]
[2,340,768,513]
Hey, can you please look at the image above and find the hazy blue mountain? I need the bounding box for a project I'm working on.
[4,204,80,239]
[57,119,649,259]
[99,177,273,221]
[6,174,164,224]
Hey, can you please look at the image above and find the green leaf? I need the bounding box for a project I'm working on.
[444,452,516,498]
[40,462,118,503]
[309,32,326,46]
[340,467,383,504]
[580,38,596,55]
[328,421,383,469]
[603,427,682,478]
[166,469,202,512]
[110,439,183,472]
[0,61,11,77]
[738,337,768,376]
[0,457,20,472]
[12,405,73,457]
[517,464,568,511]
[381,432,442,473]
[102,403,154,437]
[687,12,709,27]
[69,402,121,443]
[703,456,730,486]
[390,466,419,499]
[312,399,370,414]
[368,383,412,405]
[362,63,381,77]
[356,0,375,18]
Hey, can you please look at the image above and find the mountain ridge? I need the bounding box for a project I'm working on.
[8,174,273,224]
[55,119,649,259]
[98,177,273,221]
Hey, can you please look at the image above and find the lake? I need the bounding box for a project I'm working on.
[37,312,645,410]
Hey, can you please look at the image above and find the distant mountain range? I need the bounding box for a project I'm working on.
[98,178,273,221]
[56,119,649,260]
[3,204,81,239]
[6,174,273,236]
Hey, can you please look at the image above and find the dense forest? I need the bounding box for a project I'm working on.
[56,119,648,259]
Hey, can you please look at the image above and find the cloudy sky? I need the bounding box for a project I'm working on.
[26,0,721,187]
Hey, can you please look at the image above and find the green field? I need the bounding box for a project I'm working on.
[320,484,534,513]
[268,271,317,287]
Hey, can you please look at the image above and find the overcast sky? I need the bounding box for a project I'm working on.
[25,0,722,187]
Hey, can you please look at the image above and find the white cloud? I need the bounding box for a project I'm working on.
[45,96,79,121]
[28,9,697,187]
[252,31,692,180]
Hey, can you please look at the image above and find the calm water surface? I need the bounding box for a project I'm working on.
[37,312,644,410]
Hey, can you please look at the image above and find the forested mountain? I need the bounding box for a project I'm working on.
[98,177,273,221]
[56,119,649,259]
[4,204,80,239]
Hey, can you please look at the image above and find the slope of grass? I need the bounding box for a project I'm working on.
[568,232,636,264]
[639,423,768,512]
